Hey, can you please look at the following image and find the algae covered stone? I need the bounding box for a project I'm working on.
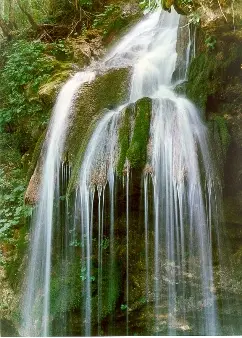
[66,67,131,191]
[117,97,152,175]
[126,97,152,169]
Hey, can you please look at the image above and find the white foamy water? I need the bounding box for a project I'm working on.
[75,8,219,335]
[22,6,220,336]
[21,71,96,336]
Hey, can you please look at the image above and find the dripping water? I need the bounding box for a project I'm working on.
[22,7,224,337]
[21,71,96,336]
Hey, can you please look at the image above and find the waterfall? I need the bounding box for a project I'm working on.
[21,71,96,336]
[22,7,222,336]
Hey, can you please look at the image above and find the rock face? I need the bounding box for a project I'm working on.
[66,67,131,163]
[183,2,242,311]
[20,3,242,334]
[0,267,19,336]
[24,166,41,205]
[24,66,131,204]
[68,31,105,67]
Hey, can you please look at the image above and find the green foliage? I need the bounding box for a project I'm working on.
[188,11,200,25]
[50,40,73,61]
[26,129,46,181]
[205,35,217,50]
[4,225,29,289]
[0,168,32,241]
[120,303,128,310]
[0,40,55,130]
[93,4,119,29]
[101,237,109,250]
[212,116,231,159]
[92,258,121,319]
[93,4,130,39]
[139,0,159,11]
[79,0,93,7]
[49,250,121,323]
[186,43,240,110]
[180,0,192,4]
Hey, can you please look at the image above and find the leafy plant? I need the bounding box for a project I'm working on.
[205,35,217,50]
[0,40,57,131]
[120,303,128,310]
[50,39,72,60]
[92,4,127,38]
[101,237,109,250]
[188,11,201,25]
[0,169,32,240]
[139,0,159,11]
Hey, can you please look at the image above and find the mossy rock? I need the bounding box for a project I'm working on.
[38,69,72,106]
[208,114,231,181]
[0,319,19,337]
[162,0,190,14]
[174,82,187,96]
[26,129,47,182]
[116,97,152,176]
[126,98,152,169]
[66,67,131,191]
[173,1,188,15]
[186,42,241,110]
[162,0,174,12]
[116,105,132,176]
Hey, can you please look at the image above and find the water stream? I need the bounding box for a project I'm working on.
[22,8,222,336]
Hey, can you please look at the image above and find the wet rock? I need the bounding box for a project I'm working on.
[68,32,105,67]
[0,268,18,332]
[0,319,19,337]
[38,69,73,106]
[24,166,41,205]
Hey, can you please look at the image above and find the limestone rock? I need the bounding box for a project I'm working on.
[24,166,41,205]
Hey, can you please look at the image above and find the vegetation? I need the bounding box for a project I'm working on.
[1,0,242,334]
[186,42,241,110]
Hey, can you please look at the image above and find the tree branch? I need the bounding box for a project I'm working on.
[16,0,38,30]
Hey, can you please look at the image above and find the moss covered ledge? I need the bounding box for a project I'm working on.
[117,97,152,176]
[66,67,131,163]
[65,67,131,193]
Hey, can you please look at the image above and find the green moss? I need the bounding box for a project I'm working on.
[4,224,29,291]
[38,69,72,106]
[49,249,121,325]
[208,115,231,183]
[50,257,83,316]
[173,1,188,15]
[186,43,240,110]
[186,52,211,110]
[161,0,188,13]
[65,67,130,174]
[126,98,152,169]
[66,116,100,196]
[92,259,121,320]
[213,116,231,158]
[116,105,132,176]
[209,115,231,161]
[162,0,174,11]
[174,82,187,96]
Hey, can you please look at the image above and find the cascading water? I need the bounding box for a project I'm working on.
[22,7,223,337]
[73,8,220,336]
[21,71,96,336]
